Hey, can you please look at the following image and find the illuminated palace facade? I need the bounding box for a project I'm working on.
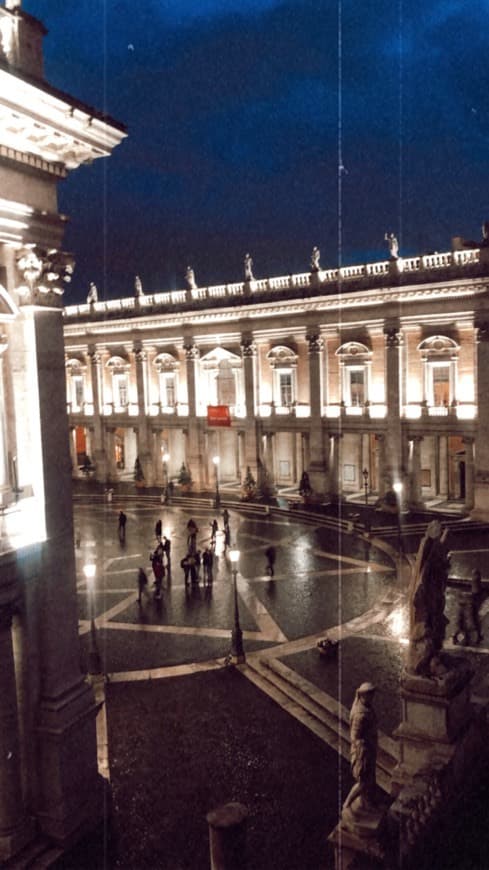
[0,1,125,860]
[64,245,489,518]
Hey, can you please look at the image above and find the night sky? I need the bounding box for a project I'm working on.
[24,0,489,304]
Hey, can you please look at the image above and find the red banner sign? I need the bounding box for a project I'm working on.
[207,405,231,427]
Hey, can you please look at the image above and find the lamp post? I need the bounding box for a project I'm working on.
[162,451,170,503]
[362,467,369,505]
[229,548,245,664]
[83,562,102,675]
[393,481,403,558]
[213,455,221,510]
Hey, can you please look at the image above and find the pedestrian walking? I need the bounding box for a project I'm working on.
[203,547,214,585]
[162,535,171,568]
[151,549,165,599]
[222,508,229,528]
[137,567,149,604]
[265,545,276,577]
[118,510,127,543]
[155,518,162,541]
[181,555,191,586]
[210,519,218,546]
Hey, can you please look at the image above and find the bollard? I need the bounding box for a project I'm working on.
[206,802,248,870]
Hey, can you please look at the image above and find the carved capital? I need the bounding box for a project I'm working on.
[240,339,257,358]
[14,245,75,306]
[134,349,147,364]
[89,351,102,366]
[306,333,324,354]
[384,328,402,348]
[184,344,200,361]
[476,324,489,343]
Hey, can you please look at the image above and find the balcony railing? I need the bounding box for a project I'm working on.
[63,248,482,319]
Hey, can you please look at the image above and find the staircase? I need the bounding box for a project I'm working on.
[243,655,398,794]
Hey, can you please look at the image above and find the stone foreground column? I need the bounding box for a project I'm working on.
[207,802,248,870]
[0,604,33,860]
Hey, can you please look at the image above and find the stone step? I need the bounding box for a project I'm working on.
[243,655,397,793]
[3,837,63,870]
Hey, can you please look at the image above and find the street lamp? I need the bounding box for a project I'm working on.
[162,452,170,503]
[229,548,245,664]
[362,467,369,505]
[83,562,102,675]
[213,455,221,510]
[393,481,403,558]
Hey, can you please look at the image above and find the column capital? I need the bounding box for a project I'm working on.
[88,349,102,366]
[183,343,199,361]
[14,245,74,308]
[306,333,324,354]
[134,348,147,364]
[240,338,257,358]
[476,323,489,343]
[384,327,403,348]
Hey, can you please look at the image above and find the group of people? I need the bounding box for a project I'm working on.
[137,519,171,603]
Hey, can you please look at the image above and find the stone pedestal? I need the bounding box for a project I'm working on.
[392,660,474,788]
[328,805,387,870]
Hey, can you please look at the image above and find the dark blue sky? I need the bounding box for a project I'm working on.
[25,0,489,303]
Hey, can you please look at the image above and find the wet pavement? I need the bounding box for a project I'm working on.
[69,495,489,868]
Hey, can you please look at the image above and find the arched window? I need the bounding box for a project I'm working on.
[418,336,458,408]
[200,347,243,414]
[107,355,130,411]
[335,341,371,408]
[267,346,298,408]
[154,353,179,409]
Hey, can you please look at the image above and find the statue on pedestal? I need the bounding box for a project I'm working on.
[407,520,450,677]
[310,246,321,272]
[343,682,378,814]
[87,282,98,304]
[244,253,254,281]
[384,232,399,259]
[185,266,197,291]
[134,274,143,297]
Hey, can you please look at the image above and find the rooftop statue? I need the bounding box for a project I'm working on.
[407,520,450,677]
[134,274,143,297]
[244,253,254,281]
[185,266,197,291]
[343,682,378,814]
[462,220,489,249]
[310,246,321,272]
[384,232,399,259]
[87,282,98,304]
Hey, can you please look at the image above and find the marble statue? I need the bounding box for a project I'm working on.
[134,274,143,297]
[244,253,254,281]
[462,221,489,249]
[310,246,321,272]
[384,232,399,259]
[407,520,450,676]
[87,282,98,304]
[343,682,378,813]
[185,266,197,291]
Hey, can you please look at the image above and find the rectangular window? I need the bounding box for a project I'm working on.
[279,372,293,406]
[72,375,83,409]
[160,373,175,407]
[349,369,365,405]
[114,374,128,408]
[432,365,450,406]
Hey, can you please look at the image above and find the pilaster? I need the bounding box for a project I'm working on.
[133,344,153,484]
[88,348,107,481]
[240,337,259,480]
[183,341,204,488]
[306,332,328,493]
[384,325,403,487]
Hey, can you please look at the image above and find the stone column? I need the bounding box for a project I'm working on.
[0,605,33,861]
[88,348,107,482]
[463,436,475,512]
[384,326,403,488]
[184,342,204,489]
[240,337,259,480]
[69,426,78,477]
[329,434,341,500]
[152,429,164,485]
[25,307,103,845]
[375,434,386,497]
[133,344,153,484]
[439,435,448,497]
[105,428,118,480]
[472,324,489,519]
[306,332,328,493]
[409,436,423,509]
